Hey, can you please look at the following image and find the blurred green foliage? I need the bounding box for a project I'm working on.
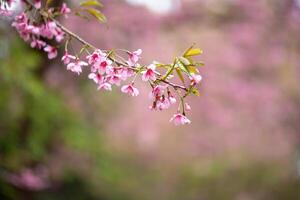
[0,38,87,167]
[1,0,300,199]
[0,35,104,199]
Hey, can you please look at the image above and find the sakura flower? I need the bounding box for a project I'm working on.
[30,26,40,35]
[39,24,53,39]
[88,73,103,84]
[86,49,106,65]
[169,113,191,126]
[30,39,46,49]
[55,29,65,42]
[34,0,41,9]
[127,49,142,66]
[149,85,167,100]
[60,3,71,17]
[185,103,191,111]
[44,45,57,59]
[61,52,76,65]
[93,59,113,74]
[98,82,112,91]
[0,9,11,17]
[67,60,88,75]
[41,21,61,39]
[157,97,171,110]
[169,95,177,104]
[142,64,157,82]
[108,74,122,86]
[119,67,134,80]
[190,74,202,86]
[121,84,139,97]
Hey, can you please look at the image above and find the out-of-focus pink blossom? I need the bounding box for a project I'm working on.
[108,74,122,86]
[185,103,191,111]
[0,8,12,16]
[34,0,41,9]
[60,3,71,17]
[4,169,49,191]
[98,82,112,91]
[157,97,171,110]
[169,95,177,104]
[149,85,167,100]
[30,39,46,49]
[86,49,106,65]
[55,29,65,42]
[44,45,57,59]
[61,52,76,65]
[95,59,113,74]
[120,67,134,80]
[142,64,157,81]
[127,49,142,66]
[67,60,88,75]
[121,84,139,96]
[170,113,191,126]
[88,72,103,84]
[190,74,202,86]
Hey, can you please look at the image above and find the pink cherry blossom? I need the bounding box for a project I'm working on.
[30,39,46,49]
[169,95,177,104]
[60,3,71,17]
[34,0,41,9]
[98,82,112,91]
[88,73,103,84]
[30,26,41,35]
[185,103,191,111]
[190,74,202,86]
[127,49,142,66]
[44,45,57,59]
[55,29,65,42]
[169,113,191,126]
[108,74,122,86]
[121,84,139,96]
[86,49,106,65]
[119,67,134,80]
[149,85,167,100]
[92,58,113,74]
[61,52,76,65]
[67,60,88,75]
[0,8,12,17]
[157,97,171,110]
[142,64,157,82]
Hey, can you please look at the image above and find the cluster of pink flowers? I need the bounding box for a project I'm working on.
[149,85,176,111]
[60,47,195,125]
[5,0,203,126]
[62,49,139,95]
[11,2,71,59]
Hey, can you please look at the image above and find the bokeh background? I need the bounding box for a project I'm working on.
[1,0,300,199]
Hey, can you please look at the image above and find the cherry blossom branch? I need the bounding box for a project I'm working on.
[3,0,204,125]
[49,16,187,91]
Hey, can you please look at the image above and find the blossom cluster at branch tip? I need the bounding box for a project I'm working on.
[3,0,204,126]
[170,113,191,126]
[10,2,72,60]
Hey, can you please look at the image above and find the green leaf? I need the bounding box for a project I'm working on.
[80,0,103,7]
[176,58,191,75]
[194,62,205,67]
[156,64,171,69]
[86,8,107,23]
[187,65,199,74]
[191,88,200,96]
[74,11,90,20]
[178,56,191,66]
[176,68,185,84]
[184,46,203,57]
